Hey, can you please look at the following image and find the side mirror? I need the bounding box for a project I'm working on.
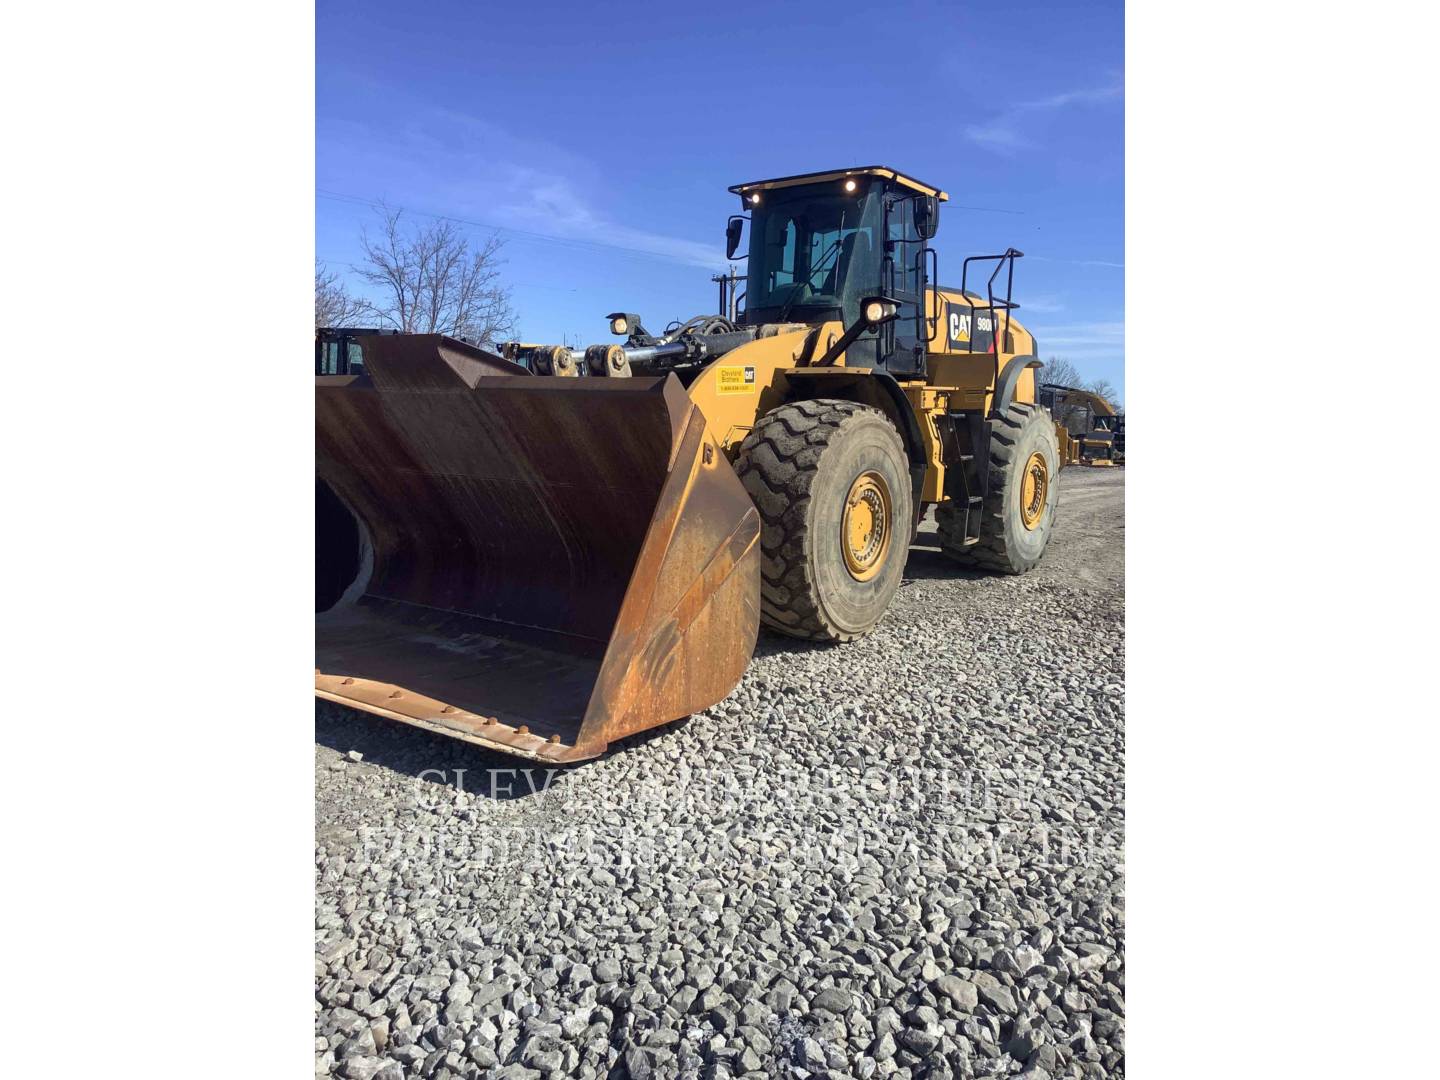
[726,215,748,260]
[914,195,939,240]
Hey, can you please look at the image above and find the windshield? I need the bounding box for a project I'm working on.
[316,338,365,375]
[744,181,883,326]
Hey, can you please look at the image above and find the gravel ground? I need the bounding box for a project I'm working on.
[315,466,1125,1080]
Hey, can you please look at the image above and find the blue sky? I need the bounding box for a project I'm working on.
[317,0,1124,402]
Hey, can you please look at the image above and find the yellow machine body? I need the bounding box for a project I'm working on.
[683,298,1038,494]
[316,167,1055,761]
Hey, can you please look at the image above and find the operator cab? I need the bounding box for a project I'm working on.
[727,167,946,376]
[315,327,402,375]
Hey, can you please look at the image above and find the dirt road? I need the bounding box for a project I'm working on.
[316,466,1125,1079]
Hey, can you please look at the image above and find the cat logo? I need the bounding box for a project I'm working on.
[946,303,996,351]
[716,365,757,395]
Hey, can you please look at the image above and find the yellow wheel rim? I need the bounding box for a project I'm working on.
[1020,451,1049,530]
[842,470,892,581]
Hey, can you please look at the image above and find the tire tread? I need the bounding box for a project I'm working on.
[735,399,900,641]
[937,402,1055,574]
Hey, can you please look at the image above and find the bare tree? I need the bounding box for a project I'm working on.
[1086,377,1119,407]
[315,261,371,327]
[1040,356,1083,388]
[356,208,517,346]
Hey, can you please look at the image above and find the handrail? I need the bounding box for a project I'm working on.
[958,248,1024,387]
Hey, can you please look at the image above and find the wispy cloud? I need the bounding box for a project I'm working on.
[318,102,727,269]
[1020,294,1067,314]
[492,167,724,270]
[1029,255,1125,270]
[964,80,1123,154]
[965,123,1032,152]
[1026,321,1125,359]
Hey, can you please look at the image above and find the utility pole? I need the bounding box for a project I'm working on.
[710,266,742,321]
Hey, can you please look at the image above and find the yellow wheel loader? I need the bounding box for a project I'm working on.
[316,166,1058,762]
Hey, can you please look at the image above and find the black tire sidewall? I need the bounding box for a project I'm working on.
[998,410,1059,566]
[807,415,913,636]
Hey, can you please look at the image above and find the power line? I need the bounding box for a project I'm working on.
[318,253,579,296]
[950,203,1025,215]
[317,187,1028,272]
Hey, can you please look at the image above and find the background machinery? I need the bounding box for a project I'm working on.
[316,166,1060,761]
[315,327,402,375]
[1039,383,1121,466]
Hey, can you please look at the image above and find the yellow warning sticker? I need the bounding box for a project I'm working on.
[716,365,757,395]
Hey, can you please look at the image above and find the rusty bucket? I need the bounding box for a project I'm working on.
[315,334,760,763]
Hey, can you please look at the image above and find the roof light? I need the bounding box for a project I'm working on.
[844,179,857,192]
[749,193,761,205]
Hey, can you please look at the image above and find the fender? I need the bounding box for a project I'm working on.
[784,368,928,509]
[991,355,1042,419]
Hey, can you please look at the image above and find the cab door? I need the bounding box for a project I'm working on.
[882,195,930,376]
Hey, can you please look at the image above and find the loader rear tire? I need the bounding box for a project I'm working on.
[735,399,912,642]
[937,402,1058,574]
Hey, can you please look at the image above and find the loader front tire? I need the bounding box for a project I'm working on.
[735,399,912,642]
[938,401,1059,574]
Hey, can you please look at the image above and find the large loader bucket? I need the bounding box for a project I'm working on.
[315,334,761,763]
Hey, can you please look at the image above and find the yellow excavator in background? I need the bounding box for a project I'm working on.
[316,166,1059,762]
[1040,383,1121,466]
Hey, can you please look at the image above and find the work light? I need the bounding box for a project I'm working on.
[862,298,899,325]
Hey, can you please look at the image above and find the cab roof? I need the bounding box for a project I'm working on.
[728,166,948,201]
